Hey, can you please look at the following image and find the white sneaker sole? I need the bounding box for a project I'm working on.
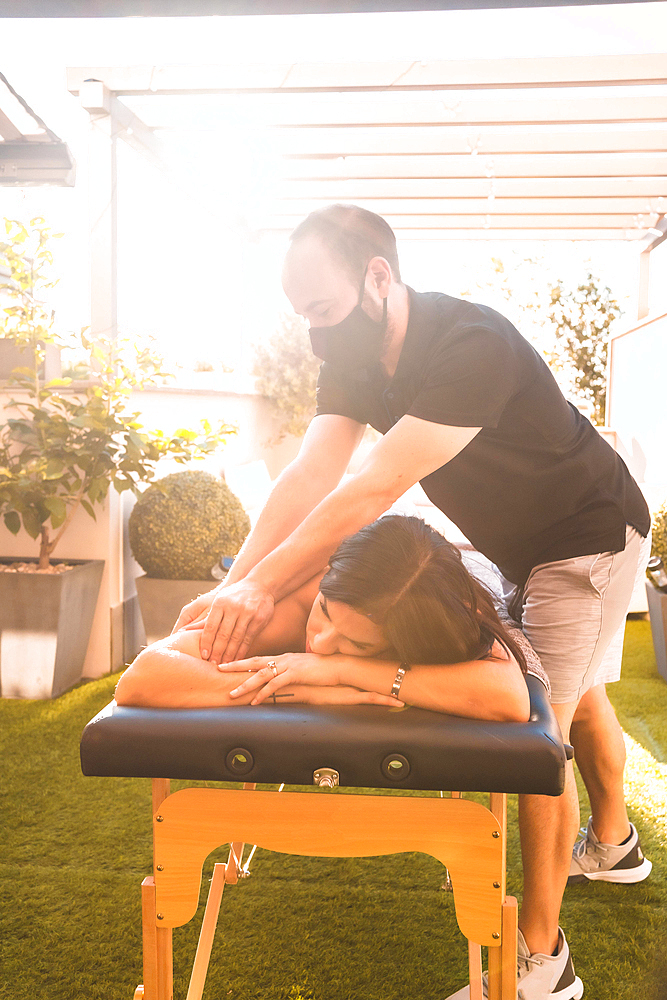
[446,974,584,1000]
[576,856,652,883]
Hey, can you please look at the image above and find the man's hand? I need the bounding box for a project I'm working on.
[182,581,275,664]
[171,588,219,633]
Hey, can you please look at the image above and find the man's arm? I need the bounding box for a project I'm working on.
[225,414,366,586]
[201,415,480,664]
[172,414,365,631]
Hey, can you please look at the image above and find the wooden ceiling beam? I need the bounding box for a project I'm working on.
[276,176,667,199]
[273,197,667,216]
[261,212,659,229]
[274,126,667,157]
[66,55,667,95]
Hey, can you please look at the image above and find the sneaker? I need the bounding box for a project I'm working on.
[446,927,583,999]
[568,817,652,885]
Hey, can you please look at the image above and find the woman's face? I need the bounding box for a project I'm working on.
[305,593,391,658]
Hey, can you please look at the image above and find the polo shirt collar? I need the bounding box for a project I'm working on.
[389,286,431,385]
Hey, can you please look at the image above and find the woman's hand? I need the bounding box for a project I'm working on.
[219,653,401,707]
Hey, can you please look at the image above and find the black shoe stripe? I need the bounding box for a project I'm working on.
[609,841,644,871]
[553,954,576,993]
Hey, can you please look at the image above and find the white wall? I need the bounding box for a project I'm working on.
[607,311,667,515]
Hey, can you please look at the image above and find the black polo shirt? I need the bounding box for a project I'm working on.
[315,287,650,586]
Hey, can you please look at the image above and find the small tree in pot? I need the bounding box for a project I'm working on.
[0,217,235,698]
[646,503,667,683]
[129,470,250,644]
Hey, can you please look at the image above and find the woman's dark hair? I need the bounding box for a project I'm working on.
[289,204,402,282]
[320,515,527,673]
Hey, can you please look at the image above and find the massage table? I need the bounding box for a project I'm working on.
[80,673,569,1000]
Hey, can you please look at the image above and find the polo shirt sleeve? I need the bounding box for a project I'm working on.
[314,361,369,425]
[407,323,521,429]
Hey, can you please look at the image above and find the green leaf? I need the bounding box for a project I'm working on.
[43,496,67,527]
[44,377,73,389]
[44,459,65,480]
[3,511,20,535]
[80,499,96,520]
[22,507,43,540]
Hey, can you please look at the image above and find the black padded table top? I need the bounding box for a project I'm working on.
[80,675,566,795]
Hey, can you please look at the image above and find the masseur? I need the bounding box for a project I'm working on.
[175,205,651,1000]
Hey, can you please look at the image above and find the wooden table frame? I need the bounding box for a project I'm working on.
[134,779,518,1000]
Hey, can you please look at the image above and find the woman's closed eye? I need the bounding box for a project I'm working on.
[319,599,373,651]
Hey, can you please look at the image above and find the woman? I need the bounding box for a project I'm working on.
[115,516,540,721]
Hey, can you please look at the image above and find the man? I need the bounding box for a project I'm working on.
[175,205,651,999]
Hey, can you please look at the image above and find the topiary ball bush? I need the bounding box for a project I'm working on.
[652,502,667,570]
[129,470,250,580]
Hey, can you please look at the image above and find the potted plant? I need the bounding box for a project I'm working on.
[129,469,250,644]
[646,502,667,682]
[0,218,62,382]
[0,218,234,699]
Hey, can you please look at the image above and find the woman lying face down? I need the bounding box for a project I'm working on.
[115,516,532,722]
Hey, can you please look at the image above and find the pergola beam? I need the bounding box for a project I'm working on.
[280,153,667,180]
[274,127,667,158]
[276,177,667,199]
[263,213,657,229]
[66,54,667,95]
[276,197,666,216]
[261,226,650,240]
[277,175,667,197]
[131,95,667,128]
[79,80,170,173]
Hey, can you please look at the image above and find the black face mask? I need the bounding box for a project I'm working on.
[309,269,388,370]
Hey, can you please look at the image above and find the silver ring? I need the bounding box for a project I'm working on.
[267,660,279,677]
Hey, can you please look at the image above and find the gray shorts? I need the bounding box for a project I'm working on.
[499,525,652,705]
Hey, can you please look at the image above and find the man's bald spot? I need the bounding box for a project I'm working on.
[284,232,360,289]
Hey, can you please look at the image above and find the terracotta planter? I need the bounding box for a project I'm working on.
[135,575,217,646]
[0,558,104,699]
[646,581,667,682]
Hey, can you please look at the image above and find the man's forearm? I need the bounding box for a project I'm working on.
[224,462,342,586]
[245,469,396,603]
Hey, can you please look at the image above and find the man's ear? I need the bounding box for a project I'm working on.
[367,256,392,293]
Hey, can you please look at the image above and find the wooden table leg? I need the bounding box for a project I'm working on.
[468,941,484,1000]
[142,876,173,1000]
[500,897,518,1000]
[186,863,227,1000]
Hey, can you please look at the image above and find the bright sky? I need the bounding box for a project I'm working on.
[1,4,665,373]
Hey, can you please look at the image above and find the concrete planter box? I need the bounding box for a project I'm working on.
[646,581,667,682]
[0,558,104,700]
[135,575,217,646]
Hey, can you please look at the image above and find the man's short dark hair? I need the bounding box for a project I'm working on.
[289,204,402,283]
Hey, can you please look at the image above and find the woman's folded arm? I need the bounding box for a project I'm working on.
[114,631,263,708]
[337,650,531,722]
[220,644,531,722]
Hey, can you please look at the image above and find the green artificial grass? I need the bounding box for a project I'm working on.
[1,620,666,1000]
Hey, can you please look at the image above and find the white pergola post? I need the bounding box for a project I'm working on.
[80,79,125,672]
[638,250,651,321]
[81,80,118,341]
